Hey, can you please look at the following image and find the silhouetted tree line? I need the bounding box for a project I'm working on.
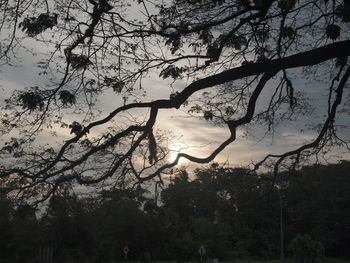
[1,161,350,263]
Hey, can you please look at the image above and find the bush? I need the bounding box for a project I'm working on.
[288,235,324,263]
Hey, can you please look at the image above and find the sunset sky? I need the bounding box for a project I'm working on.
[1,1,349,177]
[2,45,349,171]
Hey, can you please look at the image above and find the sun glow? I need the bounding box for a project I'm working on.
[168,143,189,165]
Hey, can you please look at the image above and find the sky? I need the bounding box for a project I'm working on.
[1,0,350,181]
[2,50,348,170]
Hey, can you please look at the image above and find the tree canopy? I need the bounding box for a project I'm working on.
[1,162,350,262]
[0,0,350,202]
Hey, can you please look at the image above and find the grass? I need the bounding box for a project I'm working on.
[101,259,350,263]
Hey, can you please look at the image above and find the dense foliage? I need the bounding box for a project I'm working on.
[1,162,349,262]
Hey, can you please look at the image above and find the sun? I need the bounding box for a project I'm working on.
[168,143,189,165]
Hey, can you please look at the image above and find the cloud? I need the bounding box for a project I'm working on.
[1,27,349,174]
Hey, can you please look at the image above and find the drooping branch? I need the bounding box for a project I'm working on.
[1,10,350,203]
[0,0,20,62]
[138,70,278,182]
[30,41,350,181]
[168,40,350,109]
[15,40,350,183]
[254,65,350,171]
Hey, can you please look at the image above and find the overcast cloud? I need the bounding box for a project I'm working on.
[1,3,350,175]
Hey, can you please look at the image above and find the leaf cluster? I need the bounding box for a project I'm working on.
[68,54,92,70]
[103,76,125,93]
[17,87,46,111]
[19,13,58,37]
[59,90,76,106]
[160,65,187,79]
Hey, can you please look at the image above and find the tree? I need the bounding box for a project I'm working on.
[39,189,97,263]
[159,165,280,259]
[0,0,350,202]
[159,167,233,260]
[159,162,350,259]
[11,204,39,263]
[0,194,13,261]
[283,161,350,258]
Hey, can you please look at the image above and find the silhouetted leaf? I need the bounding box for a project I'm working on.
[104,77,125,93]
[17,87,45,111]
[69,121,82,135]
[281,26,295,39]
[59,90,76,105]
[203,111,213,121]
[159,65,187,79]
[19,13,58,37]
[165,35,182,54]
[68,54,92,70]
[326,24,341,40]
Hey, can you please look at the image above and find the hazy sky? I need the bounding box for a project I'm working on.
[1,1,349,175]
[2,49,348,170]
